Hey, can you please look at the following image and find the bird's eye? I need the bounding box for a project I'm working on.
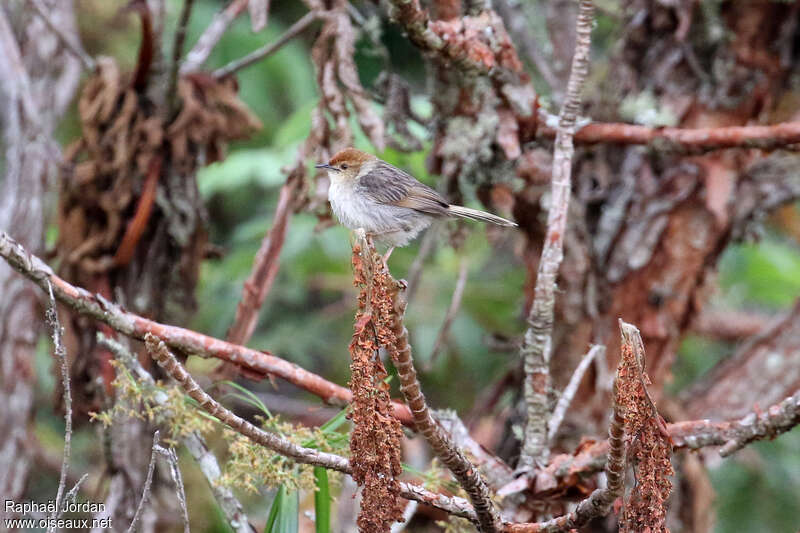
[341,164,348,170]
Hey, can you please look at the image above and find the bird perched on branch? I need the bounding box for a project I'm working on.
[317,148,516,254]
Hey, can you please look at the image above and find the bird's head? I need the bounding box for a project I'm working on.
[316,148,376,181]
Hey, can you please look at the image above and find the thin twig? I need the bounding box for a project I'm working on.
[46,281,73,532]
[155,444,190,533]
[213,11,319,79]
[144,333,479,521]
[168,0,196,114]
[226,178,297,346]
[494,0,560,93]
[0,230,414,425]
[547,345,603,442]
[61,474,89,515]
[518,0,594,470]
[181,0,249,73]
[405,224,439,303]
[127,431,160,533]
[428,258,468,366]
[97,334,254,533]
[357,235,501,532]
[26,0,95,71]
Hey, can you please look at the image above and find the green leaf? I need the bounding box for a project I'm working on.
[264,486,299,533]
[313,467,331,533]
[217,380,273,418]
[318,407,349,434]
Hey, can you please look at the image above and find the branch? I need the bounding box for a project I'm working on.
[144,333,480,521]
[45,282,73,533]
[181,0,249,73]
[428,258,468,366]
[226,178,296,346]
[518,0,594,470]
[153,443,190,533]
[494,0,560,93]
[0,230,413,425]
[168,0,196,113]
[568,120,800,151]
[547,345,603,442]
[127,431,160,533]
[676,390,800,457]
[355,235,501,533]
[27,0,95,71]
[147,333,351,471]
[505,324,625,533]
[533,390,800,498]
[213,12,319,79]
[690,309,771,340]
[97,334,254,533]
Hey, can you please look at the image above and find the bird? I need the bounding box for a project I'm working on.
[316,148,516,255]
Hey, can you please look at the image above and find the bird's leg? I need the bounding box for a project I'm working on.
[382,246,395,269]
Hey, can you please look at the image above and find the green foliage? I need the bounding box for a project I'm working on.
[718,237,800,309]
[711,432,800,533]
[264,485,299,533]
[313,467,331,533]
[88,360,216,446]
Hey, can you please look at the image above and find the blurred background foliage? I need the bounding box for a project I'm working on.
[29,0,800,531]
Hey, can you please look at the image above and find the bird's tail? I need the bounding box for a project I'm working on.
[447,205,517,227]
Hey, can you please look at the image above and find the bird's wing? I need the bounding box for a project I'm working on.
[357,161,449,216]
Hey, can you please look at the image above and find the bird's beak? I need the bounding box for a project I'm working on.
[315,163,339,172]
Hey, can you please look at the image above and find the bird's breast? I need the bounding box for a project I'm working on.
[328,176,377,231]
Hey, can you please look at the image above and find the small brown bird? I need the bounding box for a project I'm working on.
[317,148,516,250]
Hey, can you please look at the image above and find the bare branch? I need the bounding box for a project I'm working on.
[226,178,297,346]
[0,230,414,425]
[213,12,319,79]
[547,344,603,442]
[154,444,190,533]
[519,0,594,470]
[127,431,160,533]
[181,0,249,73]
[494,0,560,93]
[428,258,468,366]
[675,390,800,457]
[405,224,439,303]
[567,120,800,151]
[690,309,771,341]
[355,235,501,533]
[27,0,95,71]
[45,281,72,533]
